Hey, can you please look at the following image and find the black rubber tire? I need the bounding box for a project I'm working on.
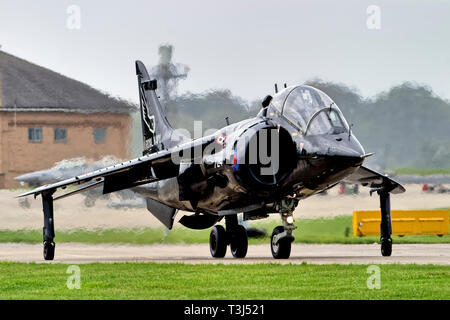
[381,237,392,256]
[210,225,227,258]
[43,241,55,260]
[271,226,291,259]
[230,225,248,258]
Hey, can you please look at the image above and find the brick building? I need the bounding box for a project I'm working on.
[0,50,136,188]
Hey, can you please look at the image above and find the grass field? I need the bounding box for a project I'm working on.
[0,262,449,299]
[1,215,448,245]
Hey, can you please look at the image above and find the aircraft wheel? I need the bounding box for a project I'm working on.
[43,241,55,260]
[271,226,291,259]
[381,237,392,256]
[230,225,248,258]
[210,225,227,258]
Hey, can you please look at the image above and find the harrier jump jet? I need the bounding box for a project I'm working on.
[18,61,405,260]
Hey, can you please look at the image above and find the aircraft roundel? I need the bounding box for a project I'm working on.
[216,135,226,145]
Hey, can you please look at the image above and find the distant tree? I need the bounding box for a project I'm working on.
[166,89,253,135]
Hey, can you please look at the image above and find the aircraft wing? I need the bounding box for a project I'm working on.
[17,135,216,199]
[344,165,406,194]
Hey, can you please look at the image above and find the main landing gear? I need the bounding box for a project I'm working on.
[209,214,248,258]
[210,199,298,259]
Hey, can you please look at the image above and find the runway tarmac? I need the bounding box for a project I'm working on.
[1,243,449,265]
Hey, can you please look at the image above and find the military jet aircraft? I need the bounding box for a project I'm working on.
[18,60,405,260]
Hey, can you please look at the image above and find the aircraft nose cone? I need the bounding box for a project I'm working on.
[327,143,364,159]
[300,135,366,165]
[297,133,368,167]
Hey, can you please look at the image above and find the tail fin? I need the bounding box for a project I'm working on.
[135,60,176,154]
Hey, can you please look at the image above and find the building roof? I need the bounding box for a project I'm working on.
[0,50,136,113]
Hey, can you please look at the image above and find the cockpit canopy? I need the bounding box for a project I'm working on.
[269,85,349,135]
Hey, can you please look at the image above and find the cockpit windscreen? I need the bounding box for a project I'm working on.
[280,86,349,135]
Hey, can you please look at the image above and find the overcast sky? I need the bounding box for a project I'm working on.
[1,0,449,104]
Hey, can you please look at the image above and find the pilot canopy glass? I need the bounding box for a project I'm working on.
[278,86,349,135]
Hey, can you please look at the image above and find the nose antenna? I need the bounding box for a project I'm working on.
[274,83,278,93]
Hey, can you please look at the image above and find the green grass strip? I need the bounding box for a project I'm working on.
[0,262,449,299]
[0,216,448,244]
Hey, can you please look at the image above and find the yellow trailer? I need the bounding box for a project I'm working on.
[353,209,449,237]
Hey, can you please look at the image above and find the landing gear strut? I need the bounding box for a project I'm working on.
[209,214,248,258]
[42,190,56,260]
[379,191,392,256]
[271,199,297,259]
[371,187,393,256]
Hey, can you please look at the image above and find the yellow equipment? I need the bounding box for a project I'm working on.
[353,210,449,237]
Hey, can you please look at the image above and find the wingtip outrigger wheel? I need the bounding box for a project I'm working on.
[379,190,392,256]
[42,189,56,260]
[43,241,55,260]
[371,186,393,257]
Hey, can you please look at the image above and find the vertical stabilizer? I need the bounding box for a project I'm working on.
[136,60,179,154]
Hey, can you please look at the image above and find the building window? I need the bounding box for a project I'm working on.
[54,128,67,142]
[28,127,42,142]
[93,127,107,143]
